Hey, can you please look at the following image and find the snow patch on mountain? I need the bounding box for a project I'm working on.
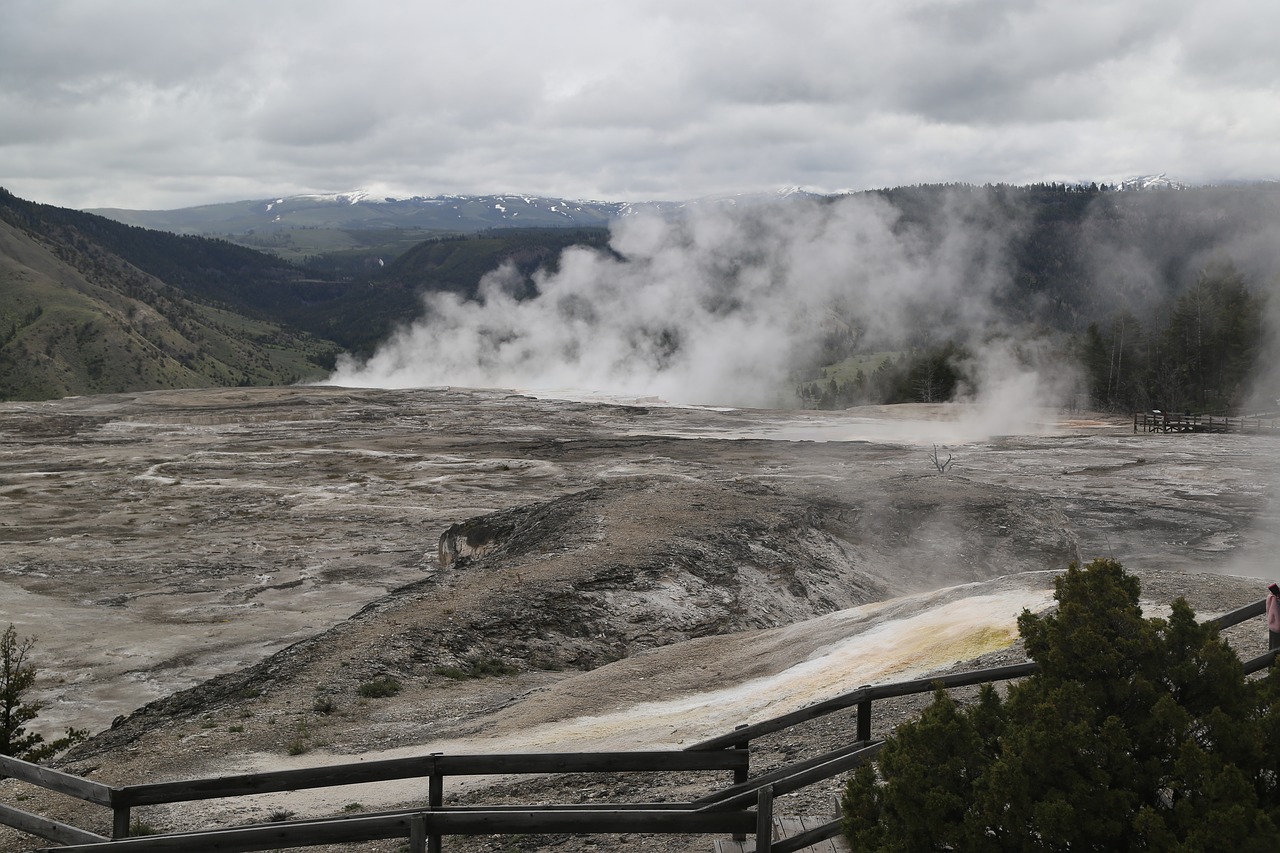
[1119,173,1189,191]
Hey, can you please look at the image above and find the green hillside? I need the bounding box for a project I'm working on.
[384,228,614,299]
[0,189,339,401]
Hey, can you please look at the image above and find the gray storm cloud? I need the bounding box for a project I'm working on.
[326,193,1070,411]
[4,1,1280,208]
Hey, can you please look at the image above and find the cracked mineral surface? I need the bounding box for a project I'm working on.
[2,386,1277,852]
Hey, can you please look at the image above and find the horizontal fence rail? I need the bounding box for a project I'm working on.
[42,809,761,853]
[685,661,1040,751]
[1243,649,1280,676]
[0,803,108,847]
[691,740,875,807]
[0,756,114,807]
[3,749,749,846]
[114,750,749,808]
[1207,598,1266,630]
[698,742,887,813]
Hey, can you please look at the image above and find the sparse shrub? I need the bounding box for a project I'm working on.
[286,738,309,756]
[342,802,364,813]
[267,809,296,823]
[129,819,157,837]
[470,657,518,677]
[228,725,244,733]
[357,676,402,698]
[312,696,336,715]
[432,657,519,680]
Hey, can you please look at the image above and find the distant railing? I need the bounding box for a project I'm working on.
[1134,411,1280,435]
[3,597,1275,853]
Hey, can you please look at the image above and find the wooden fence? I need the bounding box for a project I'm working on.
[3,597,1275,853]
[1134,411,1280,435]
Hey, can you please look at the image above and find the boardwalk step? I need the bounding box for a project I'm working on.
[713,815,848,853]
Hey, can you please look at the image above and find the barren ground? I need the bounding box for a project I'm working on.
[2,387,1278,852]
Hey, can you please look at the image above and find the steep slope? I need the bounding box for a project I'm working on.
[0,190,339,400]
[382,228,613,300]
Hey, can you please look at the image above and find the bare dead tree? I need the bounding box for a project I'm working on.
[930,444,954,474]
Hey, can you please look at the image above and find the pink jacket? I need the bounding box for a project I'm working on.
[1268,594,1280,632]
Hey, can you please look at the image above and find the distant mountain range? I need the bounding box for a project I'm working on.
[82,179,1260,248]
[84,188,832,239]
[86,192,658,236]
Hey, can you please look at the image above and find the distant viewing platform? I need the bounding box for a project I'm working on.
[1134,410,1280,435]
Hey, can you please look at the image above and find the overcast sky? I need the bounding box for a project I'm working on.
[2,0,1278,210]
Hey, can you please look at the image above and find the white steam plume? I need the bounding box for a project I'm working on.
[325,193,1040,409]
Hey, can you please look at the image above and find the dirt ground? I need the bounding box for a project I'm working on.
[2,387,1278,852]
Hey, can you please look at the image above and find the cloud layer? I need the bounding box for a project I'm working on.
[3,0,1279,209]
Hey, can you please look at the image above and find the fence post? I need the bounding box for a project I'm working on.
[755,785,774,853]
[428,753,443,853]
[733,725,749,841]
[857,693,872,743]
[410,813,426,853]
[112,805,131,840]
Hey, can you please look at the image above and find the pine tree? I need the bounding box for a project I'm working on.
[843,559,1280,850]
[1,624,44,759]
[1,624,86,762]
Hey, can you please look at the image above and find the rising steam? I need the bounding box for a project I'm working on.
[326,191,1057,410]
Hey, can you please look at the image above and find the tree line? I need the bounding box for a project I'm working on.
[801,260,1268,414]
[1080,260,1266,413]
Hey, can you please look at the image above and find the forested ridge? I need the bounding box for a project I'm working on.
[803,183,1280,413]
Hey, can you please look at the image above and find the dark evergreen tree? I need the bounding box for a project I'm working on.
[1164,260,1264,411]
[0,624,41,759]
[1,624,86,762]
[843,559,1280,851]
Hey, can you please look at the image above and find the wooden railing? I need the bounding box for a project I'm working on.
[2,750,749,851]
[28,806,762,853]
[3,597,1275,852]
[1133,411,1280,435]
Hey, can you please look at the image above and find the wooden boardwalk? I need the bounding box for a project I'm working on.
[1134,411,1280,435]
[714,816,849,853]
